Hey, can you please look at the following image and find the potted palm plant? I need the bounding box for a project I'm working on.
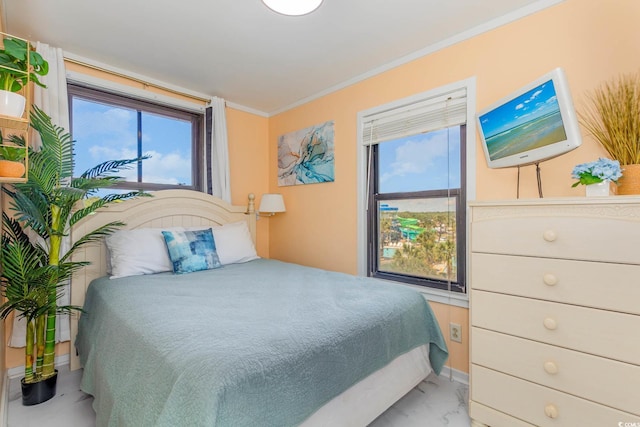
[0,36,48,118]
[0,105,146,405]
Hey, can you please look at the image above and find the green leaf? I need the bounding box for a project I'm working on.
[29,105,75,182]
[0,146,25,162]
[60,221,125,262]
[579,175,603,186]
[79,157,148,180]
[2,38,27,61]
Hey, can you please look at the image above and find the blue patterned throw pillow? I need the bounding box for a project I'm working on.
[161,229,222,274]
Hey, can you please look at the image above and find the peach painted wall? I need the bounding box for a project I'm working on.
[266,0,640,374]
[225,107,270,254]
[4,64,269,369]
[429,302,469,374]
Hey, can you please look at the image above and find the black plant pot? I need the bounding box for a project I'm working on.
[21,370,58,406]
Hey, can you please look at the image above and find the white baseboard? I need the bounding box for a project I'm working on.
[438,365,469,385]
[1,370,8,427]
[7,354,70,380]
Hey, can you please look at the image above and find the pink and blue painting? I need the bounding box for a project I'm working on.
[278,120,335,186]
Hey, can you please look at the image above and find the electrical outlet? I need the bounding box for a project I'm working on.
[449,322,462,343]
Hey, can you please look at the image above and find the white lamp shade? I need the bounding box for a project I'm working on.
[259,194,286,213]
[262,0,323,16]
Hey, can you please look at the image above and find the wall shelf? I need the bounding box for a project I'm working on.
[0,30,32,183]
[0,116,29,131]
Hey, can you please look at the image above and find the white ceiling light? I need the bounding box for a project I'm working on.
[262,0,323,16]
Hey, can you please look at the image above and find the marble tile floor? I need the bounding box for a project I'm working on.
[7,366,470,427]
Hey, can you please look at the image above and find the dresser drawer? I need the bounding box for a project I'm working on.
[471,365,637,426]
[471,214,640,264]
[471,252,640,315]
[469,401,536,427]
[472,328,640,415]
[471,290,640,365]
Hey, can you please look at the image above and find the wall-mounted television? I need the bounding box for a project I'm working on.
[477,67,582,169]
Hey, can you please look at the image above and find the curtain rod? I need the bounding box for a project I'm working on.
[63,57,211,104]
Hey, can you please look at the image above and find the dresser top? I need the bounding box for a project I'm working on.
[469,195,640,208]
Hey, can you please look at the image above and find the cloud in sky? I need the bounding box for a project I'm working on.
[73,102,136,148]
[380,132,449,183]
[377,128,461,193]
[87,146,191,185]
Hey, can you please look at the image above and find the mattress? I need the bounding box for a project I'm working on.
[302,344,433,426]
[76,259,448,426]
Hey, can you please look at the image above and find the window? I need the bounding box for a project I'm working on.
[369,126,466,292]
[68,84,203,191]
[359,84,473,295]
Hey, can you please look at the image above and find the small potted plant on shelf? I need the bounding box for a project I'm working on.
[0,36,48,118]
[0,134,26,178]
[0,105,147,405]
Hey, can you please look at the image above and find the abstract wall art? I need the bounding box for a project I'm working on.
[278,120,335,186]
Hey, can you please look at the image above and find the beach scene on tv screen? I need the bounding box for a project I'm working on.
[480,79,567,161]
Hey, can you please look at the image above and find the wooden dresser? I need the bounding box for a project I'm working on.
[468,197,640,427]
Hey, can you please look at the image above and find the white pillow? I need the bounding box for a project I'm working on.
[105,227,183,279]
[210,221,259,265]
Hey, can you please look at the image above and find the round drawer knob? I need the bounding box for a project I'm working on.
[543,230,557,242]
[544,361,559,374]
[543,317,558,330]
[543,274,558,286]
[545,404,559,419]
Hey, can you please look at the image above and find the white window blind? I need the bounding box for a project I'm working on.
[361,88,467,146]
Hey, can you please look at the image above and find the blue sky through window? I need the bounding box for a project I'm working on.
[72,98,192,185]
[378,127,461,196]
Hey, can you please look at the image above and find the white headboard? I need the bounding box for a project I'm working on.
[69,189,256,370]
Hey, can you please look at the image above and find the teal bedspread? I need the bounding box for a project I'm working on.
[76,259,448,427]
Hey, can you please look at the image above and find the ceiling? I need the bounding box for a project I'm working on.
[2,0,556,115]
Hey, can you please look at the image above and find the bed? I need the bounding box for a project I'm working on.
[70,190,448,426]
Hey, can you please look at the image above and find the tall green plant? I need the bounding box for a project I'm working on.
[0,105,146,382]
[0,213,82,382]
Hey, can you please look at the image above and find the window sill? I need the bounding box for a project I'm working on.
[375,278,469,308]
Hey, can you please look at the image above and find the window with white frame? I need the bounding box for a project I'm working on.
[68,84,203,192]
[359,83,473,294]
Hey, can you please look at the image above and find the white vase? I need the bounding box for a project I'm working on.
[0,90,26,118]
[585,180,616,197]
